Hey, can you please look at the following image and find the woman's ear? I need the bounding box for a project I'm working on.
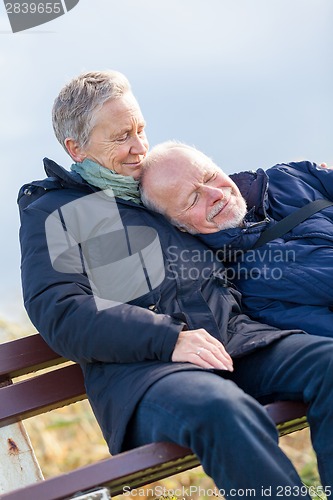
[65,138,87,163]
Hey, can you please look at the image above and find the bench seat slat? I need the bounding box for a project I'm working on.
[266,400,308,436]
[0,443,198,500]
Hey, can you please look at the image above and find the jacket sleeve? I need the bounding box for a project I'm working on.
[267,161,333,201]
[19,204,183,365]
[242,296,333,338]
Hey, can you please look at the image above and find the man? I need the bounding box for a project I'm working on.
[140,141,333,338]
[19,71,333,498]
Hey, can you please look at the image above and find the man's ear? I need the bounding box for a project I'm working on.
[65,138,86,163]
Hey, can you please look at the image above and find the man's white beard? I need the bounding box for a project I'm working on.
[215,196,247,231]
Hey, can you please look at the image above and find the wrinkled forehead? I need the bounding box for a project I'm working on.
[160,150,213,207]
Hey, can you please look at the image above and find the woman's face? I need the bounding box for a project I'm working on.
[80,92,149,179]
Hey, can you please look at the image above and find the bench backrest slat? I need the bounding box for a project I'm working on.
[0,334,63,380]
[0,363,86,427]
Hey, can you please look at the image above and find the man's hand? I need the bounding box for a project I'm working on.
[320,163,333,169]
[171,328,234,371]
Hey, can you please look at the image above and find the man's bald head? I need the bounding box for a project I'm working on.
[140,141,247,234]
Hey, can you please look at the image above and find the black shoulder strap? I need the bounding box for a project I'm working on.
[253,199,333,249]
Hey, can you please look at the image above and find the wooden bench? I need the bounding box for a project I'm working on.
[0,333,309,500]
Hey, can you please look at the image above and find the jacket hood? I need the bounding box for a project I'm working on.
[43,157,88,188]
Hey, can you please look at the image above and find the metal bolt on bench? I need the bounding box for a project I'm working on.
[69,487,111,499]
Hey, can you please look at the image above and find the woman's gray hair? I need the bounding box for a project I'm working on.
[52,70,131,154]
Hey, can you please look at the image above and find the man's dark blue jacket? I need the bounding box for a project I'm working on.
[18,159,300,454]
[200,161,333,338]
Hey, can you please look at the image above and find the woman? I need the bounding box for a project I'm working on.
[18,70,333,496]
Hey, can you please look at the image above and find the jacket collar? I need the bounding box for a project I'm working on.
[43,157,88,188]
[230,168,269,218]
[198,168,271,253]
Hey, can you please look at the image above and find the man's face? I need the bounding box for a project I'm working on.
[80,93,149,179]
[144,148,247,234]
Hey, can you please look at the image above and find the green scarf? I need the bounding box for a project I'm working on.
[71,158,141,204]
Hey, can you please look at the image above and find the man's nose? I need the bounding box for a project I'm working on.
[203,185,224,203]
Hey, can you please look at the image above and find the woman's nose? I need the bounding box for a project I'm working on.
[130,134,148,155]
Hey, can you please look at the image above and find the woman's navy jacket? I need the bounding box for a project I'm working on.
[200,161,333,338]
[18,159,300,453]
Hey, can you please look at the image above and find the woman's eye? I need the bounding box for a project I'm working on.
[117,134,128,143]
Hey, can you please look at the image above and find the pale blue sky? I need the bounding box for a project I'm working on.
[0,0,332,323]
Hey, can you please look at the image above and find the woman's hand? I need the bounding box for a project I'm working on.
[171,328,234,371]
